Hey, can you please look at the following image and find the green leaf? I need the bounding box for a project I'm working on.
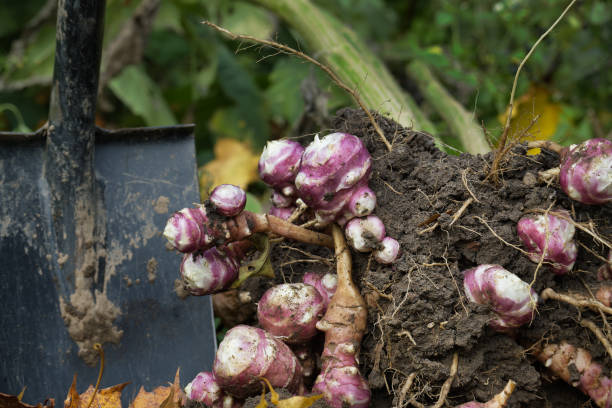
[108,65,177,126]
[244,192,263,214]
[265,58,308,126]
[220,2,275,39]
[216,46,269,148]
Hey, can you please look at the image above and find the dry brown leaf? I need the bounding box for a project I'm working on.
[0,392,54,408]
[63,375,128,408]
[129,369,184,408]
[199,138,260,201]
[77,383,128,408]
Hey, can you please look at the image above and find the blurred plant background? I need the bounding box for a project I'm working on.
[1,0,610,195]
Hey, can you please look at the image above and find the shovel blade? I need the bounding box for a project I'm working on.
[0,126,216,403]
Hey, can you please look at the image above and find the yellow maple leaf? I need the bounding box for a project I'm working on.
[498,85,561,154]
[199,139,260,201]
[129,369,183,408]
[64,375,128,408]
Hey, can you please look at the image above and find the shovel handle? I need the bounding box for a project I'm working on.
[45,0,106,295]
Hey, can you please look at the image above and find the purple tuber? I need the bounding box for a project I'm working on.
[271,189,295,208]
[213,325,305,399]
[163,206,210,253]
[268,205,295,221]
[257,283,326,344]
[258,139,304,194]
[463,264,538,331]
[559,138,612,205]
[598,250,612,281]
[184,371,243,408]
[303,272,337,311]
[294,133,372,226]
[373,236,400,264]
[344,215,385,253]
[179,241,250,296]
[536,342,612,408]
[313,225,370,408]
[517,211,577,275]
[209,184,247,217]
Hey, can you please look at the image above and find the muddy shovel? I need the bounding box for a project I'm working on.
[0,1,216,403]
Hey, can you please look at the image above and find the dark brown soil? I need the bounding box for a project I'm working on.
[238,108,611,408]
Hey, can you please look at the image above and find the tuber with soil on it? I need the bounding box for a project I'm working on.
[530,138,612,205]
[257,283,326,344]
[302,272,337,311]
[294,133,373,227]
[210,184,247,217]
[454,380,516,408]
[185,371,244,408]
[213,325,305,399]
[373,236,400,265]
[258,139,305,198]
[535,341,612,407]
[313,225,370,408]
[463,264,538,331]
[180,241,251,296]
[517,210,577,275]
[344,215,385,253]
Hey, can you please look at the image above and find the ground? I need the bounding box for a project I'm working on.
[232,108,611,407]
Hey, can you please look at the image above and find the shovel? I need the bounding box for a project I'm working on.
[0,1,216,403]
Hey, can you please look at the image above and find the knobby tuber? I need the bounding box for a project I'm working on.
[295,133,372,226]
[373,236,400,265]
[257,283,326,344]
[302,272,337,311]
[559,138,612,205]
[535,341,612,407]
[185,371,243,408]
[463,264,538,331]
[180,241,252,296]
[210,184,247,217]
[531,138,612,205]
[344,215,385,253]
[313,225,370,407]
[517,210,577,274]
[213,325,305,399]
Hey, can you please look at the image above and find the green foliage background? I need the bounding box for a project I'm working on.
[1,0,610,161]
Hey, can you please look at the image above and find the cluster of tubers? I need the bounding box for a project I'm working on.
[164,135,611,407]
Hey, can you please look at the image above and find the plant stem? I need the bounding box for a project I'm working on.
[406,61,490,155]
[251,0,438,139]
[243,212,334,248]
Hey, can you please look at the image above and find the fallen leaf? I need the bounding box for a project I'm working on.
[129,369,184,408]
[199,139,260,201]
[256,378,322,408]
[0,393,54,408]
[63,375,128,408]
[78,383,128,408]
[498,85,561,154]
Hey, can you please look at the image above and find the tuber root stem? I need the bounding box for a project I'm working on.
[313,224,370,407]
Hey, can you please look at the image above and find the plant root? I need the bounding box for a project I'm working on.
[540,288,612,315]
[580,319,612,361]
